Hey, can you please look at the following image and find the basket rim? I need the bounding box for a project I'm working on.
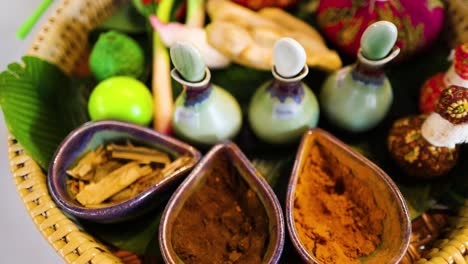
[6,0,468,263]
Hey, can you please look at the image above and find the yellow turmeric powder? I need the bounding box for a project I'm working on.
[293,142,385,264]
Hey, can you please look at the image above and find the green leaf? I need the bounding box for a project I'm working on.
[0,56,90,169]
[131,0,158,17]
[211,65,271,108]
[252,157,293,187]
[348,142,377,164]
[57,78,93,132]
[83,209,163,255]
[397,184,436,220]
[98,4,148,33]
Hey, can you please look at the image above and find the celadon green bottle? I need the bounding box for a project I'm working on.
[320,21,400,132]
[170,42,242,145]
[248,38,319,144]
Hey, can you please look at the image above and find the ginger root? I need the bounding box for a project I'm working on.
[206,0,342,71]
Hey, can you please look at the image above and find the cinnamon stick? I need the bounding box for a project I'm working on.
[76,162,152,205]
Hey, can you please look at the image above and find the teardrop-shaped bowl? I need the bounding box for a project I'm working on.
[48,120,201,223]
[286,129,410,263]
[160,142,285,263]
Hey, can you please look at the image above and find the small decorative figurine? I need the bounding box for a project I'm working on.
[170,42,242,145]
[419,43,468,113]
[388,85,468,178]
[248,37,319,144]
[320,21,399,132]
[316,0,445,60]
[422,85,468,148]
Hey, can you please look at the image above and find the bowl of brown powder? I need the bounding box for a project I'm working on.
[286,128,411,263]
[159,142,285,264]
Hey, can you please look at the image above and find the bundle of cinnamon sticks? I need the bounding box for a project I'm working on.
[66,142,190,207]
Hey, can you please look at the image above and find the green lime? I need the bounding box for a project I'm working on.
[89,31,145,81]
[88,76,153,126]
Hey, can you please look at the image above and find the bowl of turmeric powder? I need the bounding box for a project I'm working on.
[48,120,201,223]
[286,128,411,264]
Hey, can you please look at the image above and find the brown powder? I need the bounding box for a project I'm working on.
[171,155,269,264]
[293,142,385,264]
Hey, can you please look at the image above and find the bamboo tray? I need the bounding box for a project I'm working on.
[7,0,468,263]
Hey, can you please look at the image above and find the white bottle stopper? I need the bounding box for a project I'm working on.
[273,38,307,78]
[170,41,206,83]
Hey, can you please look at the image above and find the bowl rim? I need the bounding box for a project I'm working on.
[285,128,411,263]
[47,120,202,222]
[159,141,285,264]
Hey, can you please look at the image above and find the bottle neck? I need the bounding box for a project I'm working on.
[184,84,212,107]
[268,65,308,103]
[171,68,213,107]
[350,47,399,86]
[267,79,304,104]
[351,61,386,86]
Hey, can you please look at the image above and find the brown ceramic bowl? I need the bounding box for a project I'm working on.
[48,120,201,223]
[159,142,285,263]
[286,128,411,263]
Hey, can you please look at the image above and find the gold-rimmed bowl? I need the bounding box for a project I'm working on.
[286,128,411,263]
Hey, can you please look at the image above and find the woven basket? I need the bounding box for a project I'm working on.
[6,0,468,263]
[445,0,468,47]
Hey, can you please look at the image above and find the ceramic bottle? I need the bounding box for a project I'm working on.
[248,38,319,144]
[419,42,468,114]
[320,21,400,133]
[170,42,242,145]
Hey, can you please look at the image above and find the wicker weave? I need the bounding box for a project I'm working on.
[8,136,121,264]
[5,0,468,263]
[416,202,468,263]
[7,0,126,263]
[445,0,468,47]
[402,211,450,264]
[26,0,125,74]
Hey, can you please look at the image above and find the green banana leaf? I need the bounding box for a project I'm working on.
[0,56,90,169]
[82,209,164,255]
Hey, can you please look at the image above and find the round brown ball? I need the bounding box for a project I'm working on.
[387,115,459,178]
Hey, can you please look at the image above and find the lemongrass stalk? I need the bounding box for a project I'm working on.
[186,0,205,27]
[16,0,54,39]
[152,0,175,134]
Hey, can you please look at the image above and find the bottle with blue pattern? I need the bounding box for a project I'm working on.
[170,42,242,146]
[320,21,400,132]
[248,38,320,144]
